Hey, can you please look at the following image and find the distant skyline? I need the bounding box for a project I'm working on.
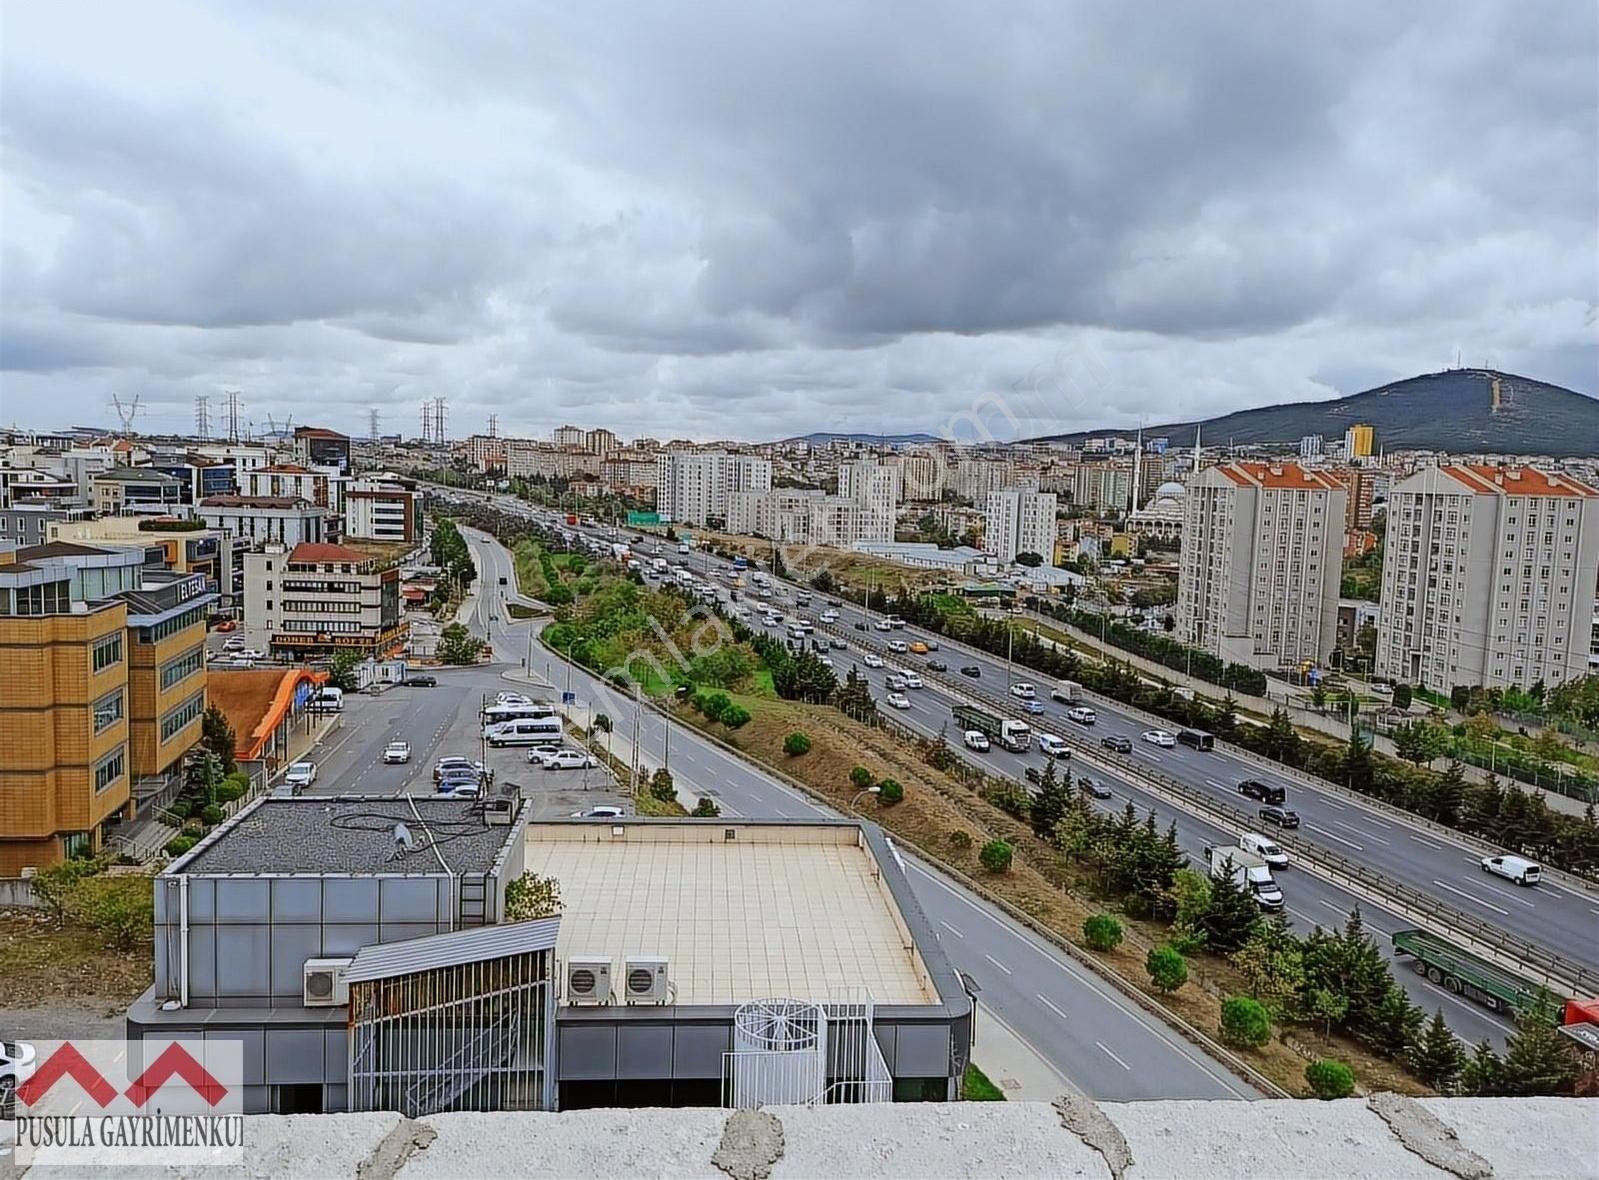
[3,2,1595,443]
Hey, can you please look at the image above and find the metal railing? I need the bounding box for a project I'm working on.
[817,618,1599,998]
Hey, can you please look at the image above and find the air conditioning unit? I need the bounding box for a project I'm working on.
[303,958,352,1007]
[566,956,613,1004]
[623,955,670,1004]
[482,798,514,826]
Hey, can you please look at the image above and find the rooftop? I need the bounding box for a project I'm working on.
[1445,463,1598,498]
[289,541,370,564]
[173,796,525,876]
[206,666,327,761]
[93,464,180,484]
[1215,460,1345,491]
[524,821,937,1006]
[198,494,314,509]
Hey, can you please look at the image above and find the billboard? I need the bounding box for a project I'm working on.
[626,511,662,527]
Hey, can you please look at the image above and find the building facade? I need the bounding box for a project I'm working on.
[343,480,419,544]
[837,460,900,545]
[196,495,329,548]
[656,451,773,525]
[246,465,333,509]
[292,427,353,475]
[89,466,184,514]
[1376,465,1599,690]
[244,542,406,659]
[983,489,1057,563]
[1176,462,1346,670]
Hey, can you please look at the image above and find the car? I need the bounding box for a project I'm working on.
[962,729,990,752]
[1481,854,1542,886]
[1141,730,1176,748]
[401,674,438,687]
[864,653,885,668]
[213,620,238,633]
[1022,700,1045,714]
[927,659,948,672]
[886,674,907,691]
[239,648,266,661]
[1065,706,1098,726]
[1236,779,1286,805]
[1100,734,1132,753]
[382,741,411,764]
[887,639,909,653]
[1370,681,1395,697]
[960,665,981,678]
[488,614,498,622]
[909,641,928,654]
[829,637,847,650]
[1258,805,1300,829]
[434,757,492,782]
[572,805,626,819]
[853,621,868,631]
[222,636,246,651]
[2,1038,38,1113]
[922,639,939,651]
[1083,778,1114,799]
[874,619,894,631]
[544,749,600,771]
[902,673,923,689]
[283,761,317,789]
[1024,766,1042,785]
[819,656,834,668]
[1009,682,1036,700]
[820,610,839,623]
[1038,733,1070,758]
[885,616,906,629]
[886,692,912,710]
[439,782,481,800]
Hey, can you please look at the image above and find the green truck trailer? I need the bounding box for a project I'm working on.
[1391,928,1559,1018]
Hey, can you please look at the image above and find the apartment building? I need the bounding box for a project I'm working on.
[245,464,332,509]
[244,542,406,659]
[552,424,587,449]
[728,489,880,548]
[1071,464,1134,514]
[884,450,947,502]
[454,434,508,473]
[0,504,95,548]
[1176,461,1346,670]
[983,488,1058,563]
[836,459,900,544]
[89,466,184,514]
[1344,423,1375,460]
[599,450,660,499]
[1332,467,1379,531]
[656,451,772,526]
[952,458,1013,502]
[1376,465,1599,690]
[196,495,329,548]
[0,544,213,872]
[292,426,352,475]
[506,442,602,481]
[583,427,619,455]
[342,479,419,544]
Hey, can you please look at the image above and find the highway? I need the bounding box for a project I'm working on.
[452,526,1260,1100]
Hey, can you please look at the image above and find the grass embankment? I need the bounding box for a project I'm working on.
[0,911,154,1006]
[962,1063,1006,1101]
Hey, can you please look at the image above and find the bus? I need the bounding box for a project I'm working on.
[732,555,749,571]
[484,715,564,747]
[481,701,556,728]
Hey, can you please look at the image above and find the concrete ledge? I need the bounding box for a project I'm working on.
[10,1099,1591,1180]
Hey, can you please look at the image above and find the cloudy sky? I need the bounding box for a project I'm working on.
[3,1,1594,443]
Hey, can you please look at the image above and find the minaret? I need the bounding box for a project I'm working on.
[1192,424,1202,475]
[1130,426,1143,516]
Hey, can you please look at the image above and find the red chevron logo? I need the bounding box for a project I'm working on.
[15,1043,119,1108]
[123,1043,229,1107]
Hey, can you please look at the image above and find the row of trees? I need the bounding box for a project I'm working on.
[428,517,477,591]
[746,630,839,703]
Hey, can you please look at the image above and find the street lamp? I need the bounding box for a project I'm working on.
[851,785,882,810]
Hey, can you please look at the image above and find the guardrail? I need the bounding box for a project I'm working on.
[816,619,1599,1000]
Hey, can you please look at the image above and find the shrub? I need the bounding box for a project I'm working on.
[850,766,875,790]
[1305,1058,1356,1099]
[504,872,562,921]
[200,804,226,827]
[720,704,751,729]
[876,778,904,806]
[700,692,731,722]
[164,835,198,857]
[63,874,154,950]
[167,800,193,821]
[649,767,678,803]
[692,797,722,817]
[979,840,1014,874]
[31,858,103,924]
[948,830,974,851]
[1083,914,1124,952]
[1146,945,1189,993]
[783,731,812,756]
[1220,996,1272,1049]
[214,782,246,804]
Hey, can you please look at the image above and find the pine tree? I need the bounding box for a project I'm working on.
[1029,758,1071,841]
[1262,708,1300,764]
[1344,731,1375,793]
[1499,999,1579,1096]
[200,706,237,776]
[1461,1039,1508,1096]
[1409,1009,1468,1094]
[1432,761,1467,828]
[1363,984,1424,1060]
[1200,856,1261,952]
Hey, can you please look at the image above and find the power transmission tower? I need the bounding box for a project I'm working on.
[368,407,381,441]
[487,414,498,438]
[224,390,242,443]
[194,395,210,438]
[434,399,447,444]
[111,394,143,435]
[421,402,433,444]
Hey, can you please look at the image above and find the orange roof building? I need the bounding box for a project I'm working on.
[207,666,328,765]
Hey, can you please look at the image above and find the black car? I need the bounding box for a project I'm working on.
[401,675,438,687]
[1237,779,1286,805]
[1100,734,1132,753]
[927,659,948,672]
[1024,766,1042,785]
[854,621,868,631]
[1083,779,1114,800]
[1259,805,1301,829]
[960,665,981,678]
[923,639,939,651]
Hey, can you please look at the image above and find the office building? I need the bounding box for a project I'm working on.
[983,488,1057,564]
[89,466,184,514]
[245,464,333,509]
[196,495,330,548]
[1344,423,1375,460]
[1176,461,1346,670]
[342,479,419,544]
[292,427,353,475]
[0,504,95,548]
[243,542,406,659]
[836,459,900,544]
[656,451,772,526]
[1376,465,1599,690]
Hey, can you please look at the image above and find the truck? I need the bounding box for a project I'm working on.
[1050,680,1084,704]
[565,513,579,526]
[1204,845,1284,911]
[952,704,1031,753]
[1390,929,1570,1018]
[732,555,749,571]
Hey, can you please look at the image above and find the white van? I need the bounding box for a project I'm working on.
[306,687,344,713]
[481,702,555,728]
[1481,854,1541,886]
[1238,832,1289,870]
[485,716,564,747]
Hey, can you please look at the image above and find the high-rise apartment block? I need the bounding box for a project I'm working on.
[836,459,900,544]
[983,488,1057,563]
[656,451,772,526]
[1176,462,1346,670]
[1376,465,1599,690]
[1344,423,1375,460]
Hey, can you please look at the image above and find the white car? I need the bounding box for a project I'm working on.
[382,741,411,764]
[886,674,907,691]
[239,648,266,661]
[2,1037,37,1105]
[820,656,834,668]
[1066,706,1098,726]
[222,636,246,651]
[887,640,909,653]
[963,729,991,752]
[903,673,923,689]
[863,653,885,669]
[1010,682,1036,700]
[873,619,894,631]
[440,782,481,799]
[283,761,318,788]
[573,805,626,819]
[1037,734,1071,758]
[820,610,839,623]
[543,748,600,771]
[1480,854,1542,886]
[1141,730,1176,748]
[886,692,912,710]
[496,692,534,706]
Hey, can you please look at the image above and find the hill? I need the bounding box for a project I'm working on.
[1028,369,1598,457]
[779,430,943,446]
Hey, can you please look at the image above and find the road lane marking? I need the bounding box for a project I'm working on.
[1430,878,1509,917]
[1472,878,1539,909]
[1334,818,1389,846]
[940,921,964,939]
[1409,833,1444,850]
[1305,823,1363,851]
[1096,1042,1132,1071]
[1036,993,1070,1021]
[984,954,1012,976]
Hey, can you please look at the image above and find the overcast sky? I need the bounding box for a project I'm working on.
[3,1,1594,443]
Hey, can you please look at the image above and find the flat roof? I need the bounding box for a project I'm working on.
[525,821,938,1007]
[174,796,525,876]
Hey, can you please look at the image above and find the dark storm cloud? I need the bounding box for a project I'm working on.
[1,0,1593,439]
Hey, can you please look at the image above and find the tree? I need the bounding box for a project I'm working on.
[978,840,1013,873]
[1219,996,1271,1049]
[1029,757,1072,841]
[1083,914,1123,952]
[1392,683,1413,710]
[692,797,722,817]
[1014,552,1043,567]
[504,872,562,920]
[1199,857,1261,952]
[649,767,678,804]
[1146,945,1188,993]
[64,874,154,950]
[1312,684,1328,712]
[1394,720,1448,766]
[699,691,731,722]
[833,667,877,722]
[1344,731,1375,793]
[1230,914,1304,1014]
[438,622,485,664]
[1461,1040,1509,1097]
[1430,761,1467,828]
[783,731,812,756]
[1497,999,1579,1096]
[1302,988,1350,1041]
[327,650,364,692]
[1409,1009,1468,1094]
[1549,674,1599,728]
[200,706,238,775]
[720,704,751,729]
[1260,708,1302,764]
[850,766,875,791]
[877,778,904,805]
[1304,1059,1355,1099]
[32,858,103,926]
